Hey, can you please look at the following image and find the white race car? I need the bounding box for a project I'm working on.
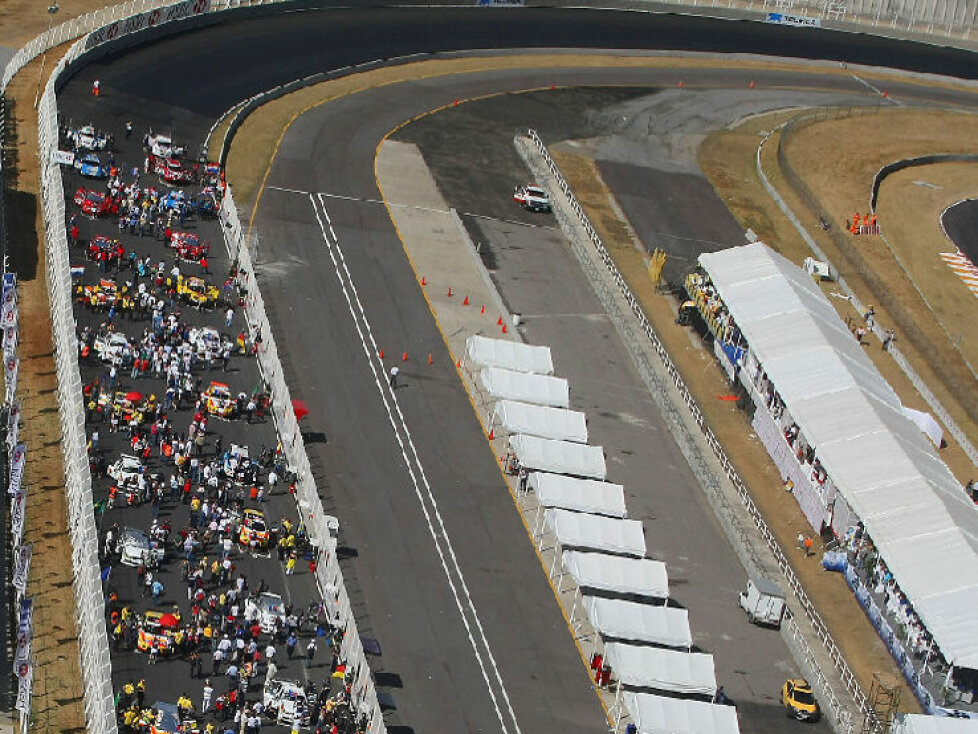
[70,124,110,151]
[147,133,185,159]
[118,526,165,567]
[257,592,287,634]
[107,454,144,485]
[263,679,308,727]
[93,331,131,364]
[189,327,225,359]
[513,184,551,212]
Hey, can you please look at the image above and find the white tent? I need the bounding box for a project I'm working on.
[466,335,554,375]
[480,367,569,408]
[510,434,606,479]
[584,597,691,649]
[623,691,740,734]
[494,400,588,443]
[605,642,716,696]
[698,243,978,669]
[529,473,626,517]
[892,714,978,734]
[562,551,669,599]
[545,509,646,557]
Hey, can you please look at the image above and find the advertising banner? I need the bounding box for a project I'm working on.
[9,442,26,495]
[13,543,32,594]
[86,0,212,50]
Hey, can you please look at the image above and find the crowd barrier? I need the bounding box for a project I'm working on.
[526,128,869,732]
[23,6,387,733]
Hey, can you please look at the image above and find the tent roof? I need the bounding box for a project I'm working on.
[562,551,669,598]
[466,335,554,375]
[892,714,978,734]
[605,642,716,695]
[510,434,607,480]
[480,367,569,408]
[698,242,978,668]
[495,400,588,443]
[623,691,740,734]
[530,473,626,517]
[584,597,691,648]
[545,509,646,557]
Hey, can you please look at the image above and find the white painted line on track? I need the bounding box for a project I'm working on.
[308,192,522,734]
[268,185,554,230]
[851,74,904,105]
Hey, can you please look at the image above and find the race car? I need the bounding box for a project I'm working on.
[79,278,119,307]
[148,702,181,734]
[137,610,182,654]
[513,184,552,212]
[87,235,124,264]
[148,155,194,184]
[239,508,271,549]
[98,391,157,424]
[73,187,118,217]
[188,326,225,359]
[146,132,185,159]
[92,330,131,363]
[169,232,210,262]
[74,152,109,178]
[256,592,287,634]
[68,124,110,151]
[202,381,235,418]
[176,275,220,308]
[263,678,309,727]
[781,678,820,722]
[161,189,187,212]
[118,526,165,567]
[107,454,144,485]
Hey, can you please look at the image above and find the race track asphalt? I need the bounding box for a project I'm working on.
[47,5,978,734]
[942,199,978,264]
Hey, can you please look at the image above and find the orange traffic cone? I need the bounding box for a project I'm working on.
[421,276,426,286]
[480,305,485,314]
[488,428,494,440]
[749,80,755,89]
[402,351,408,362]
[497,316,503,326]
[501,324,508,334]
[456,358,461,368]
[447,287,453,297]
[463,296,469,306]
[427,353,433,365]
[378,349,384,360]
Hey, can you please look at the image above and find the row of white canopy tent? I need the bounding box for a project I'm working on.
[467,336,738,733]
[697,243,978,671]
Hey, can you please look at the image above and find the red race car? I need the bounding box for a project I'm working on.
[73,187,118,217]
[148,154,194,183]
[169,232,210,262]
[88,235,125,266]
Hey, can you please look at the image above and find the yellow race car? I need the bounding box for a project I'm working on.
[137,610,182,655]
[202,381,235,418]
[176,275,220,308]
[781,678,820,722]
[239,508,271,549]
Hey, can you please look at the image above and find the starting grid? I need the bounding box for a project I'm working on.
[939,251,978,299]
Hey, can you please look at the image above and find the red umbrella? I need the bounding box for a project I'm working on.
[292,400,309,421]
[158,613,179,629]
[125,391,144,402]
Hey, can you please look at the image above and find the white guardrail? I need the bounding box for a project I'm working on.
[526,128,870,733]
[23,4,384,734]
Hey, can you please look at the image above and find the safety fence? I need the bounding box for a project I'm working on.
[36,35,118,734]
[219,186,386,734]
[28,13,387,734]
[776,113,978,468]
[526,128,869,732]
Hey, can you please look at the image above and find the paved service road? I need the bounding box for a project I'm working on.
[49,5,978,734]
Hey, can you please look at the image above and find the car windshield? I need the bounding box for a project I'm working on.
[527,188,546,197]
[793,689,815,705]
[123,529,149,547]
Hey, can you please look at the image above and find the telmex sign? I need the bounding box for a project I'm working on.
[766,12,823,27]
[86,0,212,50]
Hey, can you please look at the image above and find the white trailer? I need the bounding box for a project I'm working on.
[739,577,786,628]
